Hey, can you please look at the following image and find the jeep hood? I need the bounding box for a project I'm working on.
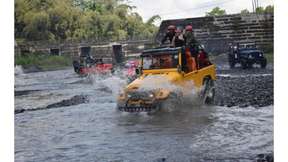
[126,72,182,91]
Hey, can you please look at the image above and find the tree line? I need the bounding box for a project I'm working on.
[206,5,274,16]
[15,0,273,42]
[15,0,160,42]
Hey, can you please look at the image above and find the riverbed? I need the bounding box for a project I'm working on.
[15,66,273,162]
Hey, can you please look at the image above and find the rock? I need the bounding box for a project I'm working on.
[214,72,273,107]
[46,95,88,108]
[14,90,40,96]
[23,65,43,73]
[256,153,273,162]
[15,109,25,114]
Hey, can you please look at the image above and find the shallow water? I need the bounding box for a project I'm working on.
[15,69,273,162]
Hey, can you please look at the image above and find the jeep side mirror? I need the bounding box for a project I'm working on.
[135,68,140,75]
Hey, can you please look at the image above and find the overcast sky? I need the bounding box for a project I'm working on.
[129,0,274,24]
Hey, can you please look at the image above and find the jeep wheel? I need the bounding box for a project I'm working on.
[229,61,235,68]
[73,61,80,73]
[201,78,215,105]
[261,59,267,69]
[241,62,247,69]
[247,62,253,69]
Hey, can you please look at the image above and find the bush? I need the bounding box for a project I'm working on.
[15,53,72,70]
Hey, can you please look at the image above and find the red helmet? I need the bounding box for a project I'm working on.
[167,25,176,31]
[185,25,193,31]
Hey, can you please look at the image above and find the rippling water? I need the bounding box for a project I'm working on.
[15,69,273,162]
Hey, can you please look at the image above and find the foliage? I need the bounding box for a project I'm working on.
[240,9,250,14]
[15,0,159,41]
[206,7,226,16]
[15,53,72,68]
[264,5,274,13]
[239,5,273,15]
[255,7,265,14]
[255,5,274,14]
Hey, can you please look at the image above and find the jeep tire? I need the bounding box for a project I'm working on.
[261,58,267,69]
[241,61,247,69]
[202,78,215,105]
[229,61,235,68]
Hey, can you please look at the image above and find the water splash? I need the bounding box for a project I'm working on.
[89,70,128,99]
[131,75,203,109]
[15,65,24,75]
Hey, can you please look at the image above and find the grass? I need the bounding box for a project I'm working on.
[15,53,72,71]
[265,52,273,64]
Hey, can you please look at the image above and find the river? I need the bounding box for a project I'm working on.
[15,68,273,162]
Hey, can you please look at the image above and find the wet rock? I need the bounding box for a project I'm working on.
[154,158,166,162]
[256,153,273,162]
[15,109,25,114]
[214,73,273,108]
[23,65,43,73]
[14,90,40,96]
[15,95,88,114]
[46,95,88,108]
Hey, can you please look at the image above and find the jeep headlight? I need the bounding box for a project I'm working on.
[149,93,154,98]
[118,92,126,100]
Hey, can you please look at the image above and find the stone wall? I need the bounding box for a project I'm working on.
[16,39,151,62]
[156,13,273,54]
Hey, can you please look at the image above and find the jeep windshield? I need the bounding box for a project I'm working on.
[141,52,179,70]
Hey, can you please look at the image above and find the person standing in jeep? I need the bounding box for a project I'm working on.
[171,29,185,47]
[184,25,200,69]
[184,25,198,53]
[161,25,176,45]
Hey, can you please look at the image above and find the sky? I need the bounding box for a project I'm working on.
[129,0,274,24]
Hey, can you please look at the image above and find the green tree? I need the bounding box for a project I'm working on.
[206,7,226,16]
[15,0,159,41]
[264,5,274,13]
[240,9,250,14]
[255,6,265,13]
[255,5,274,14]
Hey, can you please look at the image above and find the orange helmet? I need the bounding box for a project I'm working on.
[167,25,176,31]
[185,25,193,31]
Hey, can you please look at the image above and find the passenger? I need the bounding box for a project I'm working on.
[198,49,211,69]
[171,29,185,48]
[184,47,197,72]
[184,25,198,48]
[161,56,172,68]
[151,59,160,69]
[184,25,199,69]
[161,25,176,45]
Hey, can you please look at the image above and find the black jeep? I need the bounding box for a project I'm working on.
[228,43,267,69]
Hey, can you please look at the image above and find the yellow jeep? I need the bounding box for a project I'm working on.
[117,47,216,113]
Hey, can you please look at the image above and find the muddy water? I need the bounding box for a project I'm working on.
[15,69,273,162]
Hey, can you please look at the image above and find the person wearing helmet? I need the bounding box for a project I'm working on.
[171,29,185,47]
[198,48,211,69]
[161,25,176,45]
[184,25,198,49]
[184,24,200,69]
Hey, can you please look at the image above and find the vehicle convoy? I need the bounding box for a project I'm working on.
[73,46,113,76]
[117,46,216,113]
[228,42,267,69]
[73,57,113,76]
